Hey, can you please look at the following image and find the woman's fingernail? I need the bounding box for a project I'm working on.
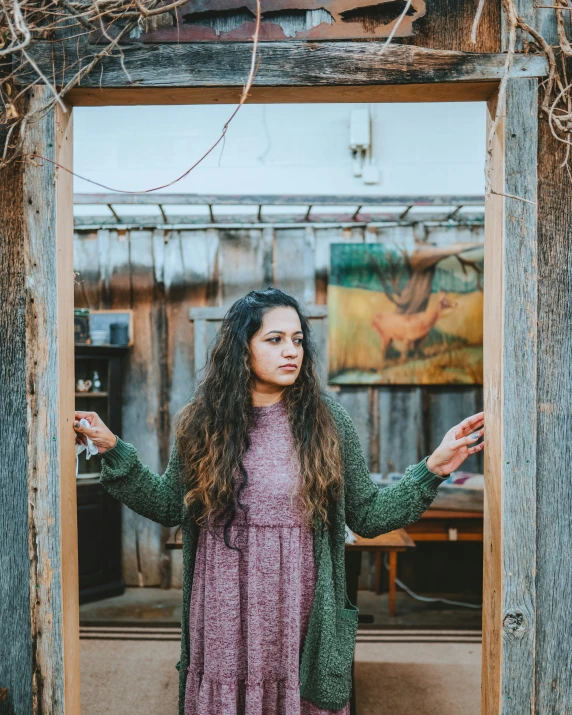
[74,422,79,428]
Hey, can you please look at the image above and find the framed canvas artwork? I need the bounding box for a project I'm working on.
[328,242,484,385]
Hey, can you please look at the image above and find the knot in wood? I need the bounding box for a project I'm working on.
[503,610,525,633]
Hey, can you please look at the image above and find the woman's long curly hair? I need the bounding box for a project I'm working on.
[174,287,343,548]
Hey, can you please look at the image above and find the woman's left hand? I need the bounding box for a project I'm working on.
[426,412,484,477]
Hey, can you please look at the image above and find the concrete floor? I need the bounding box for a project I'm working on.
[80,587,482,630]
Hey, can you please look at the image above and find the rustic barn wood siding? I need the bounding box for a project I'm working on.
[15,42,545,93]
[535,72,572,713]
[0,88,80,715]
[74,221,484,587]
[482,78,538,715]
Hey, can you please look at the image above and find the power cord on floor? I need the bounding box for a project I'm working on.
[383,553,482,609]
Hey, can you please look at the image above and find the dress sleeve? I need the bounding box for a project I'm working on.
[99,436,185,527]
[336,401,447,538]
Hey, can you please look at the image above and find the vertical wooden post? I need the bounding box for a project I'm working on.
[0,87,79,714]
[534,67,572,714]
[483,78,538,714]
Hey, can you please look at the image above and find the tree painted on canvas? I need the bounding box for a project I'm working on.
[328,242,484,385]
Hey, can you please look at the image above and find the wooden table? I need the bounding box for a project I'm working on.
[166,527,416,618]
[345,528,415,617]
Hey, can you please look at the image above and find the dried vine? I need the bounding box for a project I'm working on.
[475,0,572,193]
[1,0,572,187]
[0,0,262,182]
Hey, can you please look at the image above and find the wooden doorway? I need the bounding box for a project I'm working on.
[1,48,549,714]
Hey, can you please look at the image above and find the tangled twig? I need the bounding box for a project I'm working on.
[2,0,572,187]
[0,0,262,190]
[469,0,572,196]
[26,0,261,193]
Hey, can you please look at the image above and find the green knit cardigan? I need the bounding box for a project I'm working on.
[99,395,446,715]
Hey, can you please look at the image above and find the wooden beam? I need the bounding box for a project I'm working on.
[65,82,502,106]
[0,87,79,715]
[483,77,538,714]
[13,42,547,100]
[74,194,485,206]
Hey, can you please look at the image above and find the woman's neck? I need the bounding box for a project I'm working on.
[250,385,285,408]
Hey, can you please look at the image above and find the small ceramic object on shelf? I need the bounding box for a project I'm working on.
[76,379,92,392]
[90,329,108,346]
[92,370,102,392]
[110,322,129,345]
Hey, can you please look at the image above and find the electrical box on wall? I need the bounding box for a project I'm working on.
[349,107,380,184]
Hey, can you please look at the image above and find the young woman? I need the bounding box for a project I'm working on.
[73,287,484,715]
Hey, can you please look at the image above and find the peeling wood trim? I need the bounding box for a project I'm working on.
[12,42,548,93]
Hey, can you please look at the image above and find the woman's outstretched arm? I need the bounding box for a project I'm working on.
[330,400,484,539]
[99,436,185,527]
[74,411,185,527]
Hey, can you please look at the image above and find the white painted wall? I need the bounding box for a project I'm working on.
[73,102,486,198]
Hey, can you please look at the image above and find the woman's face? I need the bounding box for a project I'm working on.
[249,307,304,391]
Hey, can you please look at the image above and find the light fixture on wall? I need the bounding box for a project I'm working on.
[349,106,380,184]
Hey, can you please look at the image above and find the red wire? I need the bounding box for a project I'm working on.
[28,103,242,195]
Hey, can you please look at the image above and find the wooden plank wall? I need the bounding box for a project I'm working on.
[0,89,80,715]
[74,220,484,587]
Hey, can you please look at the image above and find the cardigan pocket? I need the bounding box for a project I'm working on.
[326,604,359,678]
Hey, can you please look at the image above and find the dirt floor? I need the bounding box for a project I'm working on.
[79,587,482,714]
[79,632,481,715]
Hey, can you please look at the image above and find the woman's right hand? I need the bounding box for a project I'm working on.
[74,411,118,453]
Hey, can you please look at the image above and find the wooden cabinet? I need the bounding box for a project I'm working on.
[75,344,129,604]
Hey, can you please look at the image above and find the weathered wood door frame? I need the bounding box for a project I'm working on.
[2,69,542,715]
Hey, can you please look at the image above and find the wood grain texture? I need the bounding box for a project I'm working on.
[335,388,370,465]
[499,77,537,715]
[274,227,316,304]
[379,387,424,472]
[54,101,81,715]
[482,90,502,715]
[535,78,572,714]
[409,0,501,52]
[122,229,163,586]
[26,91,78,715]
[0,88,79,715]
[0,96,33,715]
[218,228,268,304]
[13,41,547,92]
[483,78,538,715]
[65,82,502,106]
